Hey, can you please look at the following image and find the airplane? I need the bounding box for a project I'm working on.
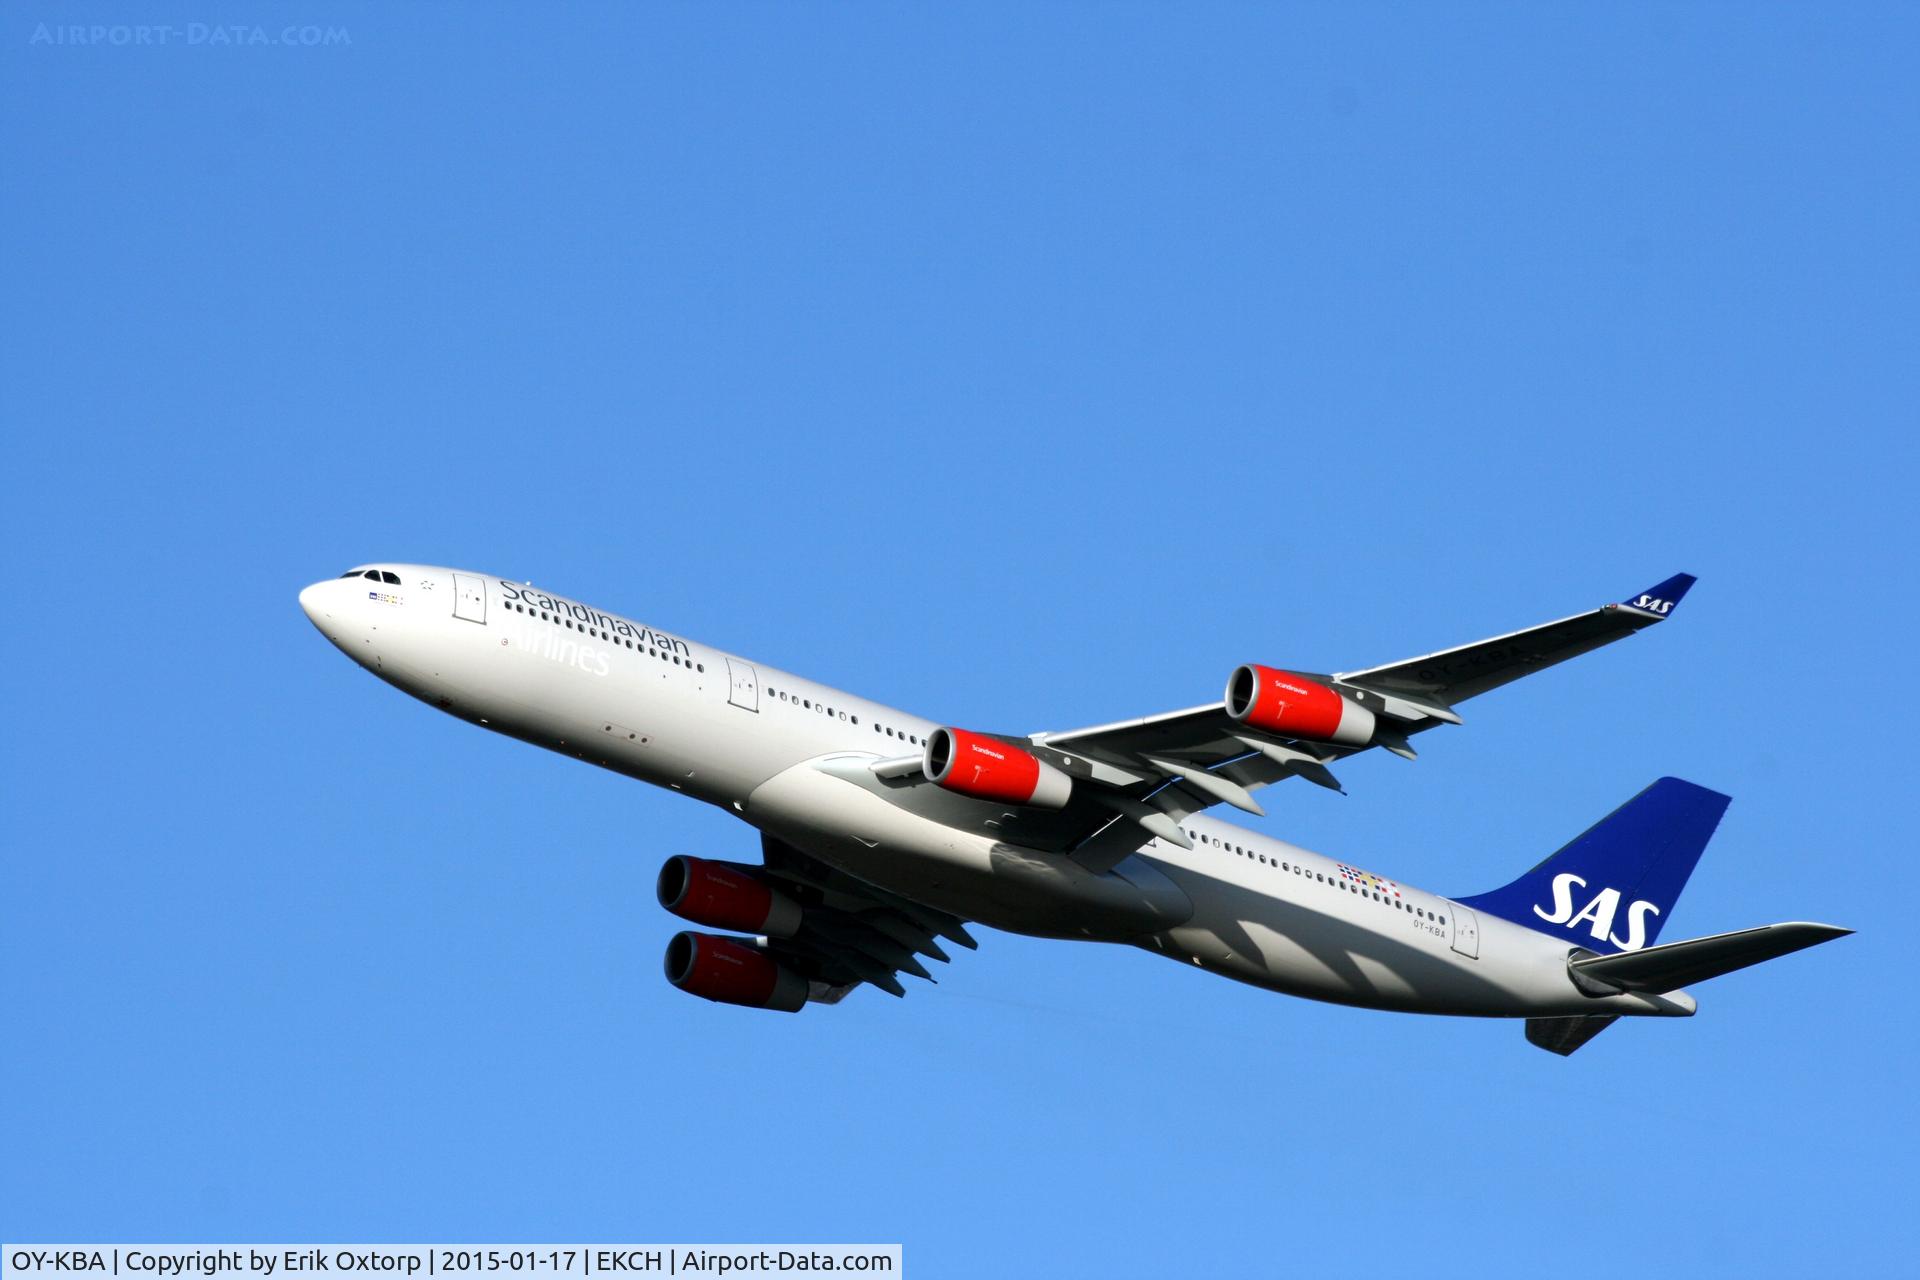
[298,565,1847,1055]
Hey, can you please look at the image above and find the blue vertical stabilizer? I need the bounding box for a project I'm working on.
[1460,778,1731,955]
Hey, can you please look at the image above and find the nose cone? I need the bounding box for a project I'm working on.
[300,576,372,662]
[299,579,348,641]
[298,581,326,623]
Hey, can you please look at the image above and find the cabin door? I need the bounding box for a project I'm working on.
[452,573,487,624]
[1449,904,1481,959]
[726,658,759,711]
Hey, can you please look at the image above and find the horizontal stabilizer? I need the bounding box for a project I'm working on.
[1526,1015,1619,1056]
[1570,922,1851,993]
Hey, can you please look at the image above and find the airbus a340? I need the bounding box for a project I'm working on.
[299,567,1845,1055]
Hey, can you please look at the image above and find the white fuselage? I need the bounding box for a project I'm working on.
[299,565,1693,1022]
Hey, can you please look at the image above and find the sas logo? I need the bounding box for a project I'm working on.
[1534,872,1660,951]
[367,590,404,606]
[1630,594,1675,615]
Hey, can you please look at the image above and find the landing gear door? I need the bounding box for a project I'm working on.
[1449,903,1481,959]
[453,573,487,624]
[726,658,759,711]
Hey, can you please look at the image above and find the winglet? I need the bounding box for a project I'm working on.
[1617,572,1696,620]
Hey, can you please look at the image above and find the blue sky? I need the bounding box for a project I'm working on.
[3,4,1916,1275]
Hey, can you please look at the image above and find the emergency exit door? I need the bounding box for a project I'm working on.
[726,658,759,711]
[1449,904,1481,959]
[452,573,486,624]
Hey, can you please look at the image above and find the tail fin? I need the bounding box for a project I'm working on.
[1460,778,1731,954]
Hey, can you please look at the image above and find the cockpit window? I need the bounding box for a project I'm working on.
[379,571,401,585]
[340,571,363,579]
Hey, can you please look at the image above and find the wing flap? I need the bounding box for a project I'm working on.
[756,833,977,1002]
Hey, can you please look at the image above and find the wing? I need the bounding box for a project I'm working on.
[857,573,1697,873]
[1332,571,1698,705]
[754,832,978,1003]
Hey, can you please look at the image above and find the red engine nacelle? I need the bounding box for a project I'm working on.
[924,727,1073,809]
[657,856,802,938]
[1225,665,1376,747]
[663,931,808,1012]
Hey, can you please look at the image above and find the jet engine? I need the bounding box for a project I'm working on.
[1225,664,1376,748]
[657,855,802,938]
[663,931,808,1012]
[924,727,1072,809]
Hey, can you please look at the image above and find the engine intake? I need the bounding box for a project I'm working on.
[924,727,1072,809]
[1225,665,1376,748]
[657,855,802,937]
[663,931,808,1012]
